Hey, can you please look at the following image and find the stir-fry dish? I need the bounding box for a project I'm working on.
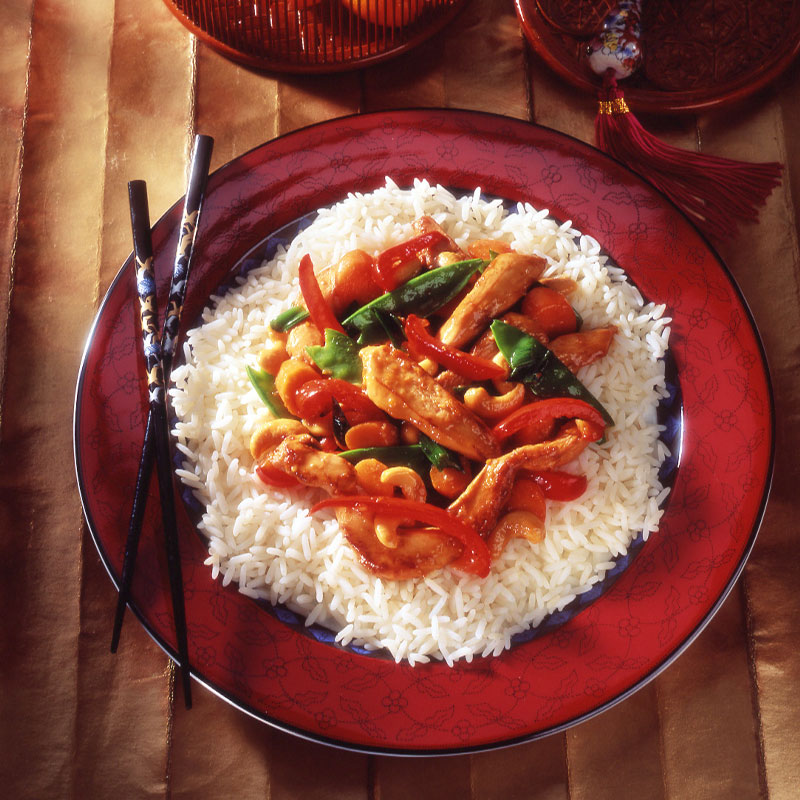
[247,217,617,581]
[171,181,670,663]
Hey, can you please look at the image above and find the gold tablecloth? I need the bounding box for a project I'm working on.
[2,1,799,796]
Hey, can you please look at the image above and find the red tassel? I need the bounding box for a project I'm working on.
[595,72,782,240]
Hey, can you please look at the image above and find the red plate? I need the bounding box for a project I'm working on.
[515,0,800,113]
[74,110,773,754]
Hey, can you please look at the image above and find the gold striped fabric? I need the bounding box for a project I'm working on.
[1,1,798,797]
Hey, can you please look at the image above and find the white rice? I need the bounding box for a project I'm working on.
[169,178,671,665]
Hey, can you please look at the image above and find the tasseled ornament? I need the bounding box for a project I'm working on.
[587,1,783,241]
[595,72,782,240]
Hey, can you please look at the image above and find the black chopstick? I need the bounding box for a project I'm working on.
[112,134,214,658]
[111,136,214,710]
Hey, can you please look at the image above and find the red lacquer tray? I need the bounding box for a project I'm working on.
[515,0,800,113]
[74,110,773,754]
[164,0,467,73]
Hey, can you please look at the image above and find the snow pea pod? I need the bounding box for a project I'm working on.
[417,434,462,471]
[338,437,462,477]
[338,445,431,476]
[342,258,486,334]
[246,365,294,419]
[490,319,614,426]
[306,328,362,383]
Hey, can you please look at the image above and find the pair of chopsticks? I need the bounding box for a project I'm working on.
[111,135,214,709]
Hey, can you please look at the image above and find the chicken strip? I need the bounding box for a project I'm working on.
[448,422,590,537]
[335,507,463,580]
[549,327,616,372]
[438,253,547,348]
[359,344,500,461]
[411,216,465,264]
[250,418,308,460]
[264,434,358,496]
[434,311,547,390]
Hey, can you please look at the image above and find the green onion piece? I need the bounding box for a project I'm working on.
[246,365,294,418]
[417,434,462,471]
[490,319,614,426]
[306,328,362,384]
[270,305,309,333]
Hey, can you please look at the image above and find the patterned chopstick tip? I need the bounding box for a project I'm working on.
[135,253,165,404]
[162,208,198,358]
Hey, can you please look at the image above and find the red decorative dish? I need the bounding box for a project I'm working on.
[74,110,773,754]
[164,0,467,73]
[515,0,800,113]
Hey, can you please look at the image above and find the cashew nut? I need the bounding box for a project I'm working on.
[462,383,525,421]
[374,466,426,549]
[490,352,515,394]
[380,466,426,502]
[344,421,399,450]
[487,510,545,560]
[354,458,393,497]
[257,337,288,375]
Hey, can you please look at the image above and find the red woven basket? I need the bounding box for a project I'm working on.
[165,0,467,73]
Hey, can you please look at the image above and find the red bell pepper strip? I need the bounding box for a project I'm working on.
[527,470,587,501]
[298,254,345,334]
[295,378,383,421]
[521,286,579,338]
[493,397,606,441]
[311,495,491,578]
[374,231,447,291]
[403,314,506,381]
[255,463,300,488]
